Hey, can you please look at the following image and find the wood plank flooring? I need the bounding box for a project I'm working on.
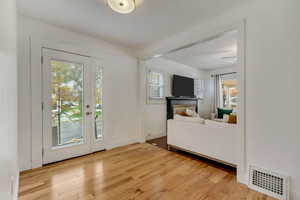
[147,136,168,150]
[19,143,276,200]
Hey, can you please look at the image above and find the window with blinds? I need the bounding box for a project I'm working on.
[148,71,164,99]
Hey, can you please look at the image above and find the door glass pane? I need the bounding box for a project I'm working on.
[95,68,103,140]
[51,60,84,147]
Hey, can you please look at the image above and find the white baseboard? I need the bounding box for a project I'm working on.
[138,136,146,143]
[19,162,31,172]
[146,133,166,141]
[237,175,247,185]
[22,138,142,171]
[13,172,19,200]
[105,137,141,150]
[291,191,298,200]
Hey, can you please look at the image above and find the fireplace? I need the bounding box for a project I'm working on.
[166,97,199,120]
[173,104,197,115]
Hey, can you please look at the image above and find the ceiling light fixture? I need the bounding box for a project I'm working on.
[107,0,135,14]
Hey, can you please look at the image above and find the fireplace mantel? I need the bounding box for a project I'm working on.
[166,97,199,120]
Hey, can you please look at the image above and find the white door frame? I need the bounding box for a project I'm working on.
[42,48,97,164]
[139,20,247,184]
[29,38,106,168]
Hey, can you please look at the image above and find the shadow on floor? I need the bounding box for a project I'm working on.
[147,136,236,174]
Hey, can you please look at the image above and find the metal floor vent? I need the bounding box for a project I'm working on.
[249,166,289,200]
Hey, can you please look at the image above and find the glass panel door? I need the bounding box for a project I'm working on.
[42,49,105,164]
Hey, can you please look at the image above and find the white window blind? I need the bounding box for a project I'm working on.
[148,71,164,99]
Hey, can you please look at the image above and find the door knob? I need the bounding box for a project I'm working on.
[86,112,92,116]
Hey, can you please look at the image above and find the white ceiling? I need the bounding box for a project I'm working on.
[18,0,247,50]
[163,30,238,70]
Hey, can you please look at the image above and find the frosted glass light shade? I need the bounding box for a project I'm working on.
[107,0,135,14]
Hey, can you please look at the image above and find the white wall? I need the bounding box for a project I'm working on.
[18,16,140,171]
[140,0,300,198]
[0,0,19,199]
[140,57,209,140]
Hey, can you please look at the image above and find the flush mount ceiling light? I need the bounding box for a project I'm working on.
[107,0,135,14]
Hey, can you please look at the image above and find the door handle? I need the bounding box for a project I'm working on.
[86,112,93,116]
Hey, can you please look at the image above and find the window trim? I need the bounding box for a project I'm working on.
[194,79,205,99]
[220,73,238,109]
[146,69,165,103]
[94,65,104,142]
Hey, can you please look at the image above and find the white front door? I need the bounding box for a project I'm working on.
[42,48,104,164]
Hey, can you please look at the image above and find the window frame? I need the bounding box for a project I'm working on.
[220,73,238,109]
[94,65,104,141]
[147,69,165,103]
[194,79,205,99]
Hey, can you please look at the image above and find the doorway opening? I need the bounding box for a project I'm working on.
[142,22,246,183]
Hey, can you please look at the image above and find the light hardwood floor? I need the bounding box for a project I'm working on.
[19,143,275,200]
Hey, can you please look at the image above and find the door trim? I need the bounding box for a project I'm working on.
[27,35,108,169]
[139,20,247,184]
[42,48,93,164]
[43,47,91,58]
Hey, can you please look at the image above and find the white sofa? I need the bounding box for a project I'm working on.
[167,116,238,166]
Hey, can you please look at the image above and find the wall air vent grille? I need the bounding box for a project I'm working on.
[249,166,289,200]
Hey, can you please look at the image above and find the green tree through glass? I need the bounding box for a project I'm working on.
[51,60,84,145]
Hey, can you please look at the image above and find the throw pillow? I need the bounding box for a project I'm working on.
[185,108,194,116]
[217,108,233,119]
[228,114,237,124]
[223,114,230,122]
